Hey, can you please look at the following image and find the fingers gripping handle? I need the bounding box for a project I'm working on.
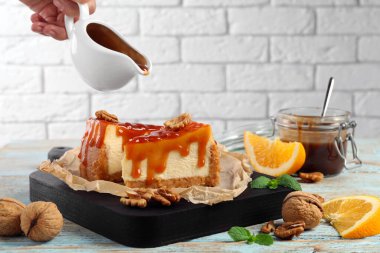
[64,3,90,40]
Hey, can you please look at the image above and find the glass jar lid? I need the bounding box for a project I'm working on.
[276,107,351,131]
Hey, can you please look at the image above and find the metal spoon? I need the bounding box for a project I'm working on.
[321,77,335,117]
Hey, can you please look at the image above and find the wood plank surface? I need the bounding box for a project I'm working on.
[1,139,380,252]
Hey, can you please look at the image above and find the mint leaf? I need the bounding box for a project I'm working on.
[250,176,271,189]
[228,227,274,246]
[267,179,279,189]
[228,226,252,242]
[277,174,302,191]
[247,235,256,244]
[254,233,274,246]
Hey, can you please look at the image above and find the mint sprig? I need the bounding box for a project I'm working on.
[250,174,302,191]
[277,174,302,191]
[228,226,273,246]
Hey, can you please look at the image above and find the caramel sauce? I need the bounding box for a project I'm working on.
[79,119,211,184]
[78,119,108,166]
[86,23,149,74]
[279,118,347,176]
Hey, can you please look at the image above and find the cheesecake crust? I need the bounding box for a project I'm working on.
[79,145,122,182]
[124,141,220,188]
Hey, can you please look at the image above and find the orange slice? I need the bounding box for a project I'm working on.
[322,195,380,239]
[244,131,305,177]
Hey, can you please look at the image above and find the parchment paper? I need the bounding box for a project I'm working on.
[38,146,252,205]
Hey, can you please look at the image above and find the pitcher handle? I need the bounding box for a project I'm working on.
[64,3,90,40]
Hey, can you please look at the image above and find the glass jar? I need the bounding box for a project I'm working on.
[275,107,361,176]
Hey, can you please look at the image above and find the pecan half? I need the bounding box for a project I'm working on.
[120,188,181,208]
[261,220,276,234]
[299,172,324,183]
[164,113,192,130]
[274,221,305,240]
[95,110,118,123]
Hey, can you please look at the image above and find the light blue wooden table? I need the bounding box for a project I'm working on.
[1,139,380,252]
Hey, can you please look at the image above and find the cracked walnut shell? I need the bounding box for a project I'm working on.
[20,201,63,242]
[282,191,323,229]
[0,197,26,236]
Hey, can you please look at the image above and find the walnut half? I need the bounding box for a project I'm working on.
[120,188,181,208]
[95,110,118,123]
[164,113,192,130]
[274,221,305,240]
[261,220,276,234]
[299,172,324,183]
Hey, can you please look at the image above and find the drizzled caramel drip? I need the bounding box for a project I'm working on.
[79,119,211,185]
[78,119,108,166]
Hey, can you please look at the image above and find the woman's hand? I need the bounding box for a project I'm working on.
[20,0,96,40]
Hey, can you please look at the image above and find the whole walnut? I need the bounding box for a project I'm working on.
[20,201,63,242]
[0,198,26,236]
[282,191,324,230]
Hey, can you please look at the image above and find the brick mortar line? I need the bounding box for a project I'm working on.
[222,65,227,92]
[352,92,356,115]
[4,115,380,123]
[3,90,378,95]
[12,60,380,67]
[3,34,380,39]
[313,7,318,34]
[312,65,316,90]
[4,89,377,95]
[13,62,380,67]
[41,67,45,93]
[5,116,380,123]
[267,37,271,62]
[355,36,360,62]
[88,93,92,118]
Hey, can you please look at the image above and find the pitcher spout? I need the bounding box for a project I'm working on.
[134,56,152,76]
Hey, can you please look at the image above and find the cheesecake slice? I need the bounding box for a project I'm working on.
[78,111,220,188]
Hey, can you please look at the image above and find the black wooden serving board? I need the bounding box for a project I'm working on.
[30,147,292,248]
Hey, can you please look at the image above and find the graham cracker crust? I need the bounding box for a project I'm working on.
[79,145,122,182]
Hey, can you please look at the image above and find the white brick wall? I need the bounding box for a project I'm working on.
[0,0,380,146]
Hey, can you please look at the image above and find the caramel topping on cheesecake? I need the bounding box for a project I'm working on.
[79,113,211,185]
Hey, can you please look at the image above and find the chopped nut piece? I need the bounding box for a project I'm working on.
[274,221,305,240]
[164,113,192,130]
[151,194,171,206]
[95,110,118,123]
[299,172,324,183]
[261,220,276,234]
[157,188,181,203]
[120,197,147,208]
[121,188,181,208]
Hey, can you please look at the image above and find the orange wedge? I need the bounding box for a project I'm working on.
[322,195,380,239]
[244,131,305,177]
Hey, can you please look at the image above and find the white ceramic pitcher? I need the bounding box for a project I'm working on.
[65,3,152,91]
